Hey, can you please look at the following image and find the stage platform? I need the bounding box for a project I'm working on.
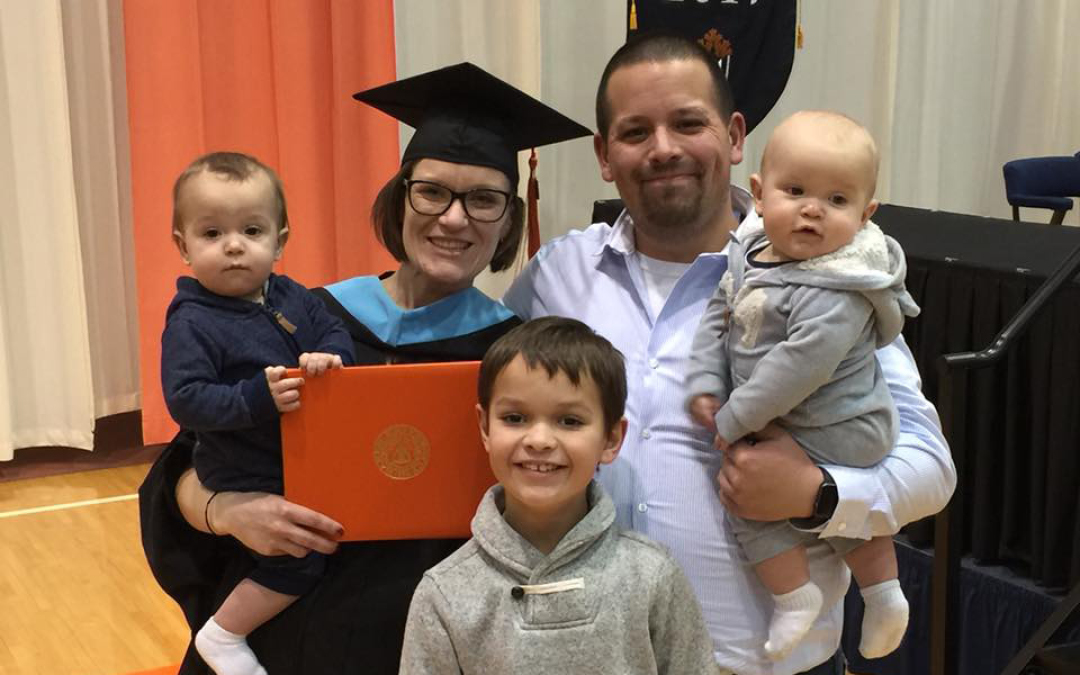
[838,205,1080,675]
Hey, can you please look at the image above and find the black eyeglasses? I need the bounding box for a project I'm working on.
[404,179,512,223]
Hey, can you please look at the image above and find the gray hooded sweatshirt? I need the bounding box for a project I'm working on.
[686,216,920,562]
[399,482,719,674]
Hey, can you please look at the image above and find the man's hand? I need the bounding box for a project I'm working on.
[716,423,822,522]
[266,365,304,413]
[689,394,722,432]
[299,352,343,377]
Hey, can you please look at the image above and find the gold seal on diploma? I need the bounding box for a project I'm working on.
[373,424,430,480]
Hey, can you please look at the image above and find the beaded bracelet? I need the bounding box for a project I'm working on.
[205,491,221,535]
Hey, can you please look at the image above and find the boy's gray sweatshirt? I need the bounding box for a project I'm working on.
[399,482,719,674]
[686,215,920,464]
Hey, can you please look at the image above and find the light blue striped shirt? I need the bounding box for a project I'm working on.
[503,189,955,675]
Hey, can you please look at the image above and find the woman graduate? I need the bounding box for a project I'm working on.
[139,63,591,675]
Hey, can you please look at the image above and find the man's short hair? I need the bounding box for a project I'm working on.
[478,317,627,433]
[596,30,736,138]
[172,151,288,235]
[370,160,525,273]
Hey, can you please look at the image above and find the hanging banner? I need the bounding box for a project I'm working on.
[629,0,798,134]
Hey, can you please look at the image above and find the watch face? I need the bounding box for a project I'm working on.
[817,482,839,520]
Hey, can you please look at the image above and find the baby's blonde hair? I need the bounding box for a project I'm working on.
[761,110,879,195]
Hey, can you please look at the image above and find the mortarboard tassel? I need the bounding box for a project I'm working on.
[527,148,541,258]
[796,0,804,49]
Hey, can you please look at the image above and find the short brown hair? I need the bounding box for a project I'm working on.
[172,151,288,236]
[478,317,627,433]
[596,30,735,138]
[370,161,525,273]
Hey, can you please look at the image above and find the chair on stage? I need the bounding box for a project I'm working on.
[1003,154,1080,225]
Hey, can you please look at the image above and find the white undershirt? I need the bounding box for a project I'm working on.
[635,252,692,318]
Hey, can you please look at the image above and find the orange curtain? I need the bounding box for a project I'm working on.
[125,0,398,444]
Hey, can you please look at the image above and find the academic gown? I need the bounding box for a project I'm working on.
[139,275,520,675]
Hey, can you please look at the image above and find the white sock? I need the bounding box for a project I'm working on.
[194,616,268,675]
[859,579,909,659]
[764,581,823,661]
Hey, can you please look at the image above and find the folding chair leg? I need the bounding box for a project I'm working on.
[1012,206,1020,221]
[1051,210,1066,225]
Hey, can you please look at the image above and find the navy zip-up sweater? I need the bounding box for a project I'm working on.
[161,274,354,493]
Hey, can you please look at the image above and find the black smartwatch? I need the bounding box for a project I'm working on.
[790,467,838,529]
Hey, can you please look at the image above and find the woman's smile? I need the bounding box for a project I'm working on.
[427,236,472,253]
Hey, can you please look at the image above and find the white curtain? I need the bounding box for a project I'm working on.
[731,1,1080,227]
[0,0,139,460]
[1,0,1077,459]
[62,0,139,419]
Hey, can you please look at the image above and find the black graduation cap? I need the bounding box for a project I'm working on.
[353,62,592,187]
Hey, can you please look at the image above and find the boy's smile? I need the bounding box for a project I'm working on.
[477,355,624,552]
[519,461,561,473]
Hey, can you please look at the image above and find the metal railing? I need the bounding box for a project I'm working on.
[931,239,1080,675]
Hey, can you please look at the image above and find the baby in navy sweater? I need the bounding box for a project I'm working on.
[161,151,354,675]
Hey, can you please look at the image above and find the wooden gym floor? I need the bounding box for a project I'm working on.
[0,462,188,674]
[0,449,864,675]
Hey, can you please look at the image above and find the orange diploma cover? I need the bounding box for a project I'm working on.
[281,362,495,541]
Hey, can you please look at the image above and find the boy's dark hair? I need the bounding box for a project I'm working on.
[478,317,627,433]
[595,29,736,138]
[172,151,289,236]
[371,160,525,273]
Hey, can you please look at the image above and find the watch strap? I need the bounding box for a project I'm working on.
[790,467,838,530]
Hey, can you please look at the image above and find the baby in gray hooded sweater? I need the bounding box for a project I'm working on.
[686,111,920,663]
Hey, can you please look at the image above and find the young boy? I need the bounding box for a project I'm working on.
[686,111,920,662]
[161,151,354,675]
[399,317,719,674]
